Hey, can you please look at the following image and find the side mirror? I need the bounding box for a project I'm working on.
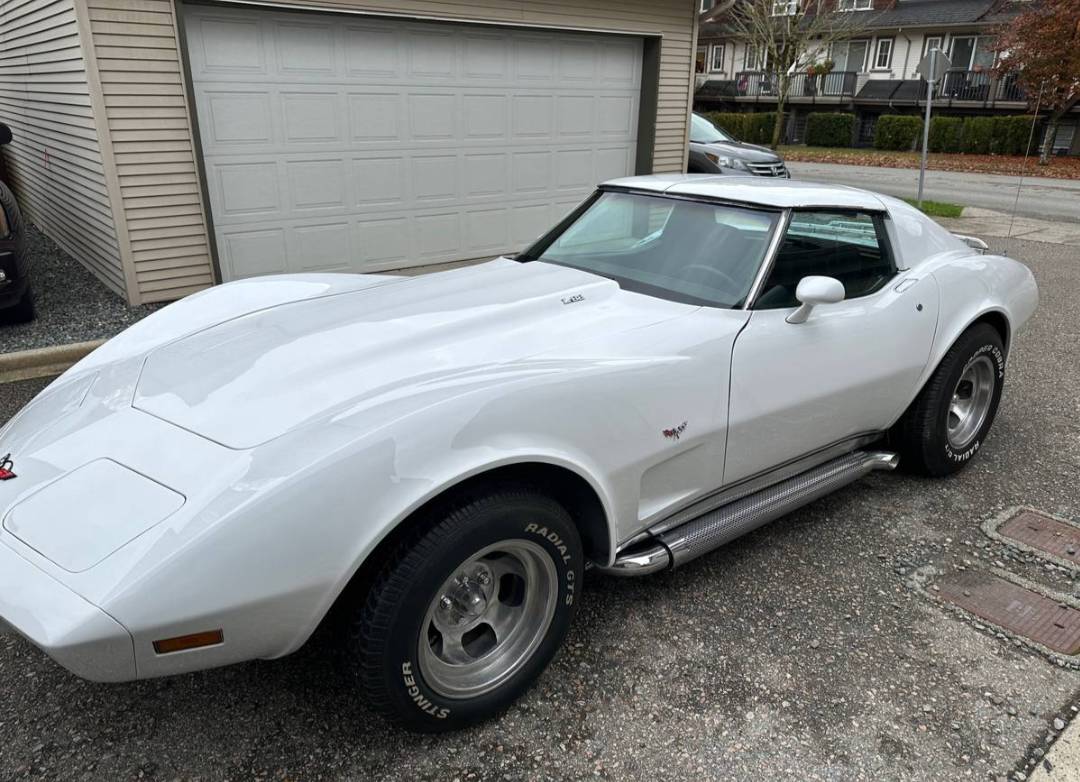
[0,124,11,146]
[786,276,845,324]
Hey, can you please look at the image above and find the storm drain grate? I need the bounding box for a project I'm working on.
[999,510,1080,565]
[935,571,1080,655]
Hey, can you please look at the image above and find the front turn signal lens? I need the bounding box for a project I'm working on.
[153,629,224,654]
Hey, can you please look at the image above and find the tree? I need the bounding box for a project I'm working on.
[725,0,863,148]
[993,0,1080,164]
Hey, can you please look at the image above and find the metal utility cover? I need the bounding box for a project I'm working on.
[999,509,1080,565]
[936,571,1080,655]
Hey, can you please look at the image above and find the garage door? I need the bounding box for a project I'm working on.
[183,6,643,280]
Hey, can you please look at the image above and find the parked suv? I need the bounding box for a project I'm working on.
[687,113,789,178]
[0,122,33,323]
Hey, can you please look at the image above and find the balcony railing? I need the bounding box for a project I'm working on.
[734,70,858,100]
[937,69,1026,104]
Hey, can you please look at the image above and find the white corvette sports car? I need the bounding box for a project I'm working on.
[0,176,1036,730]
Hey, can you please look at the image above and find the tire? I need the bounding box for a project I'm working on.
[1,287,35,324]
[345,486,583,732]
[893,323,1006,477]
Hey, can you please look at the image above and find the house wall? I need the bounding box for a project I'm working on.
[83,0,699,303]
[0,0,130,299]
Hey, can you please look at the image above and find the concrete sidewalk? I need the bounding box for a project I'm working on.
[787,160,1080,223]
[937,208,1080,247]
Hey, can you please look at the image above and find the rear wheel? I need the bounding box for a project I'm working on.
[894,323,1005,476]
[344,487,583,732]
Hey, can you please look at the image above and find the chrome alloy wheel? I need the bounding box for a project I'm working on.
[418,540,558,699]
[947,354,996,450]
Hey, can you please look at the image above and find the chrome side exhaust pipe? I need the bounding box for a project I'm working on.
[598,451,899,577]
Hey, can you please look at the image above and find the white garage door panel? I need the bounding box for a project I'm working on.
[184,7,643,280]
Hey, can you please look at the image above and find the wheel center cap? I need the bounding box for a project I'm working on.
[438,572,490,626]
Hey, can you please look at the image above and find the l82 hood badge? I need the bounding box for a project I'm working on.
[0,454,16,481]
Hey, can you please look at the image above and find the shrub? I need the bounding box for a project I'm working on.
[928,116,963,153]
[701,112,746,140]
[960,116,994,154]
[989,115,1037,155]
[700,111,776,145]
[874,115,923,150]
[804,112,854,147]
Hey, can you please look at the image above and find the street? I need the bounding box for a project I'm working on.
[1,235,1078,780]
[787,161,1080,223]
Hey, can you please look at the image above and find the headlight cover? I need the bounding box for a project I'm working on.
[704,153,749,171]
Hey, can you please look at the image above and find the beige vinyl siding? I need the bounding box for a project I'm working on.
[0,0,126,297]
[85,0,695,302]
[85,0,214,302]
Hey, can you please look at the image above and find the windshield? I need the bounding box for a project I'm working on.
[521,191,781,308]
[690,113,733,144]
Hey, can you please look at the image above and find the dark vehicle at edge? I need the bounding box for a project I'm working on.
[0,122,33,324]
[687,112,789,178]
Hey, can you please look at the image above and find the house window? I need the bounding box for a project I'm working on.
[831,39,869,72]
[772,0,798,15]
[700,0,715,10]
[696,45,707,74]
[745,45,769,70]
[949,36,977,70]
[710,44,727,72]
[837,0,873,10]
[873,38,893,69]
[923,35,943,56]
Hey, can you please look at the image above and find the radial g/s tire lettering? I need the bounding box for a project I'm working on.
[894,323,1006,477]
[344,486,583,732]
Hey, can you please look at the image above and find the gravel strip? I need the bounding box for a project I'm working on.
[1,236,1077,781]
[0,225,160,354]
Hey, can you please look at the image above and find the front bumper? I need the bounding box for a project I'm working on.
[0,540,136,682]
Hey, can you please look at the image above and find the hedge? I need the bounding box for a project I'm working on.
[700,111,777,145]
[804,112,854,147]
[874,115,923,151]
[911,114,1038,155]
[989,115,1037,155]
[928,116,963,153]
[960,116,995,154]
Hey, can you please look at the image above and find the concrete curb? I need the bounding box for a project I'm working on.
[1029,710,1080,781]
[0,340,104,384]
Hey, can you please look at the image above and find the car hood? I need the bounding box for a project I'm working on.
[696,140,782,163]
[132,259,692,449]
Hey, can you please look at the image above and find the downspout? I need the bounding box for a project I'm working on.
[900,28,913,79]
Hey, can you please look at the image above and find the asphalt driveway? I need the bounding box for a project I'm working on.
[1,236,1078,781]
[787,161,1080,224]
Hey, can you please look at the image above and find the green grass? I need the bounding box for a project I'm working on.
[902,198,964,218]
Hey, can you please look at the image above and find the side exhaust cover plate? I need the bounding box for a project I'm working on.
[601,451,898,576]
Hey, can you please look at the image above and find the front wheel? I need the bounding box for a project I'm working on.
[893,323,1006,477]
[1,287,34,324]
[345,487,583,732]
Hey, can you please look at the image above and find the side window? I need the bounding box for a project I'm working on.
[753,211,896,310]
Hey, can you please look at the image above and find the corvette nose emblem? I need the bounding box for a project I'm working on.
[0,454,15,481]
[663,422,688,441]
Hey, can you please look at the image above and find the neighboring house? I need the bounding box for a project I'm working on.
[695,0,1080,154]
[0,0,698,305]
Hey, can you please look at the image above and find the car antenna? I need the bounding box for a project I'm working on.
[1006,83,1044,252]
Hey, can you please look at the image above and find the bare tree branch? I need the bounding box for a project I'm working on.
[725,0,870,147]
